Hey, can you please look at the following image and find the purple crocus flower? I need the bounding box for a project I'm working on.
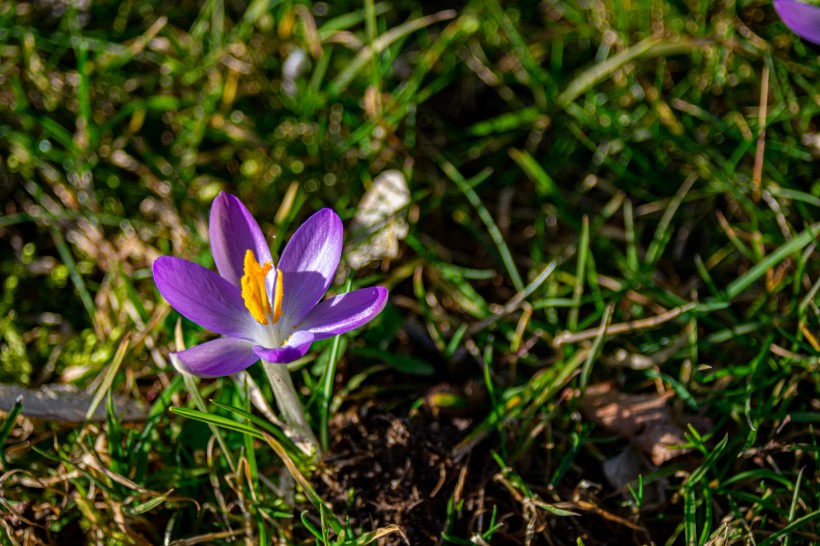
[153,193,388,378]
[774,0,820,45]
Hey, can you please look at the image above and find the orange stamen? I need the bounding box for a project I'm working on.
[271,268,284,324]
[241,250,273,324]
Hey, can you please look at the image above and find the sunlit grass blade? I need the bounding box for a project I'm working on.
[169,406,265,439]
[86,334,130,421]
[725,222,820,300]
[645,173,697,267]
[329,10,457,94]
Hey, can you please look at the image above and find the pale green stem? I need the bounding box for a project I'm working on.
[261,359,319,456]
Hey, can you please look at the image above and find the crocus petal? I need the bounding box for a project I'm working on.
[210,192,272,287]
[253,330,315,364]
[299,286,388,340]
[774,0,820,44]
[153,256,260,339]
[172,337,259,377]
[278,209,343,323]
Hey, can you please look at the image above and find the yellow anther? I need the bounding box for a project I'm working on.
[241,250,273,324]
[271,267,284,324]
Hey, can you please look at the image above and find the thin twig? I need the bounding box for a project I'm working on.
[553,302,696,348]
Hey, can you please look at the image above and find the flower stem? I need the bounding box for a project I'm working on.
[261,360,319,456]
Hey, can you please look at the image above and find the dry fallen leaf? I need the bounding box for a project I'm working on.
[0,384,147,422]
[580,382,707,465]
[345,169,410,270]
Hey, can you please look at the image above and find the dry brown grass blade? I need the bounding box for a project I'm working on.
[553,302,696,348]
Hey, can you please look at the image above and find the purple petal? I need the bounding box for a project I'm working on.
[278,209,343,323]
[299,286,388,340]
[253,330,315,364]
[210,192,272,287]
[153,256,260,339]
[172,337,259,377]
[774,0,820,45]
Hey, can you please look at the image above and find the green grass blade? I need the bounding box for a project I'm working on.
[726,223,820,300]
[439,159,524,291]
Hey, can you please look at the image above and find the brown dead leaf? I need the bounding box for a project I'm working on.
[580,382,706,465]
[345,169,410,271]
[0,384,147,423]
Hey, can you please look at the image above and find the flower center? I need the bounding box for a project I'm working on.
[240,249,284,325]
